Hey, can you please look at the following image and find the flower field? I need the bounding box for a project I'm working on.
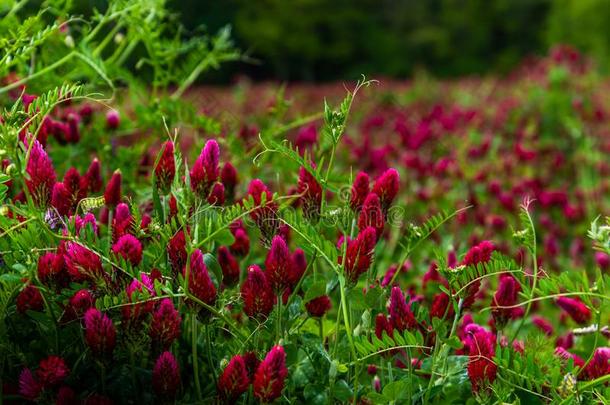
[0,2,609,404]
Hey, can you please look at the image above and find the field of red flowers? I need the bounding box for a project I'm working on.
[0,3,609,404]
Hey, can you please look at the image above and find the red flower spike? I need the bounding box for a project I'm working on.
[388,286,417,332]
[464,327,497,393]
[150,298,182,350]
[264,235,293,293]
[218,354,250,402]
[358,193,385,238]
[112,203,133,240]
[289,248,307,287]
[51,182,73,216]
[375,313,394,339]
[85,158,103,193]
[208,182,225,206]
[37,252,66,287]
[16,284,44,314]
[185,249,217,307]
[167,229,187,275]
[83,308,116,357]
[69,289,95,318]
[372,168,399,213]
[305,295,332,317]
[154,141,175,194]
[253,345,288,403]
[25,140,56,207]
[112,234,142,266]
[430,292,452,319]
[584,347,610,380]
[241,265,275,319]
[37,356,69,387]
[190,139,220,198]
[341,227,377,284]
[106,110,120,129]
[297,166,322,219]
[152,351,181,400]
[350,171,370,211]
[218,246,240,286]
[246,179,279,244]
[491,274,521,327]
[532,316,554,336]
[460,240,495,309]
[221,162,238,199]
[230,227,250,257]
[19,368,42,401]
[123,273,155,320]
[104,169,122,207]
[556,297,591,325]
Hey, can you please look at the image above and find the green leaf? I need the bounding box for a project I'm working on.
[203,253,222,288]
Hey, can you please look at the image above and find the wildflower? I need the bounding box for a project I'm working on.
[83,308,116,357]
[230,223,250,257]
[106,110,120,129]
[289,248,307,287]
[241,265,274,319]
[25,140,56,207]
[491,274,521,327]
[464,326,496,393]
[340,227,377,284]
[350,171,370,211]
[246,179,278,245]
[583,347,610,380]
[218,246,240,286]
[460,240,495,309]
[112,203,133,240]
[218,354,250,402]
[37,356,69,387]
[65,243,103,282]
[56,385,77,404]
[152,351,181,400]
[297,166,322,219]
[74,212,98,235]
[167,229,187,275]
[207,182,225,205]
[150,298,182,350]
[253,346,288,403]
[123,273,155,320]
[19,368,42,401]
[69,289,95,318]
[388,287,417,332]
[265,235,293,293]
[358,193,384,238]
[154,141,175,194]
[430,292,452,319]
[556,297,591,325]
[185,249,217,307]
[16,284,44,314]
[554,347,585,368]
[104,169,122,207]
[51,182,73,216]
[595,252,610,271]
[190,139,220,198]
[294,124,318,153]
[532,316,554,336]
[63,166,86,204]
[220,162,238,200]
[371,168,399,214]
[37,252,66,288]
[112,234,143,266]
[85,158,103,193]
[305,295,332,317]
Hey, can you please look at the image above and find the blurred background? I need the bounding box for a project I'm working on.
[166,0,610,82]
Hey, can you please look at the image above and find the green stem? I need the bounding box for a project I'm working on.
[191,313,203,401]
[339,278,357,360]
[276,293,283,341]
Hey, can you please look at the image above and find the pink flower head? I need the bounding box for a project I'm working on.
[556,297,591,325]
[246,179,278,244]
[123,273,155,320]
[218,354,250,402]
[584,347,610,380]
[154,141,175,194]
[74,212,98,235]
[112,234,143,266]
[289,248,307,287]
[112,203,133,240]
[430,292,451,319]
[104,169,122,207]
[51,182,72,216]
[294,123,318,153]
[37,356,69,387]
[16,284,44,314]
[265,235,293,292]
[218,246,240,286]
[230,224,250,257]
[106,110,120,129]
[491,274,521,327]
[372,168,399,213]
[305,295,332,317]
[253,346,288,403]
[19,368,42,401]
[350,171,370,211]
[297,166,322,219]
[207,182,225,206]
[241,265,274,319]
[85,158,103,193]
[37,252,66,287]
[532,316,554,336]
[460,240,495,309]
[464,327,497,392]
[340,227,377,284]
[375,313,394,340]
[150,298,182,350]
[358,193,385,239]
[190,139,220,198]
[388,286,417,332]
[168,229,188,275]
[63,167,86,203]
[83,308,116,357]
[554,347,585,368]
[25,140,56,207]
[221,162,238,199]
[152,351,181,400]
[595,252,610,271]
[69,289,95,318]
[185,249,217,307]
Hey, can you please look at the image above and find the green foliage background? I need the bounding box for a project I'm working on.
[172,0,610,81]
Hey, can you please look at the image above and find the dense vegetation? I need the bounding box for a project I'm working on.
[0,1,609,404]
